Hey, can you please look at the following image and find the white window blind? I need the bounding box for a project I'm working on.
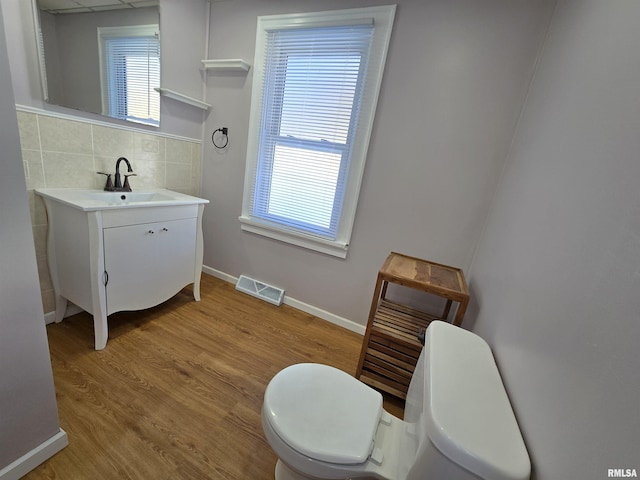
[99,25,160,127]
[252,25,373,238]
[241,6,396,257]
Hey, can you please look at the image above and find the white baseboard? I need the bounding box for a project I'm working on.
[202,265,365,335]
[0,429,68,480]
[44,304,83,325]
[203,265,237,284]
[44,311,56,325]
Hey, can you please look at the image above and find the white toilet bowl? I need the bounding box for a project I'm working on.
[261,363,403,479]
[262,321,531,480]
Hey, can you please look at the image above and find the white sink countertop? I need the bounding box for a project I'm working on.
[35,188,209,211]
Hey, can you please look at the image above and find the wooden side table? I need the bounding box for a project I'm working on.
[355,252,470,399]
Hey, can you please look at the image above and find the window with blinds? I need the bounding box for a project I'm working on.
[240,6,396,258]
[98,25,160,127]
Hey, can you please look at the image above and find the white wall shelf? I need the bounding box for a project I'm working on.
[201,59,251,72]
[155,88,211,110]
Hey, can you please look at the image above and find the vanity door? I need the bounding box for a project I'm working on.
[103,217,197,315]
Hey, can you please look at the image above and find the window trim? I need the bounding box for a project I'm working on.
[239,5,396,258]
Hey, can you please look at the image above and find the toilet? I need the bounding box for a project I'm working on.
[262,321,531,480]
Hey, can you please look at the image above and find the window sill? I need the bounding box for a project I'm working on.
[238,216,348,258]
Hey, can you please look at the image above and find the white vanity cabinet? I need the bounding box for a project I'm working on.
[102,213,197,315]
[36,189,209,350]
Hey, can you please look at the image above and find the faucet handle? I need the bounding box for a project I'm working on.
[122,173,137,192]
[96,171,114,191]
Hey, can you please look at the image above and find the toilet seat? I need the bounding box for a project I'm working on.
[263,363,383,465]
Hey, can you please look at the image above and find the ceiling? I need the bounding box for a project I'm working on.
[37,0,159,15]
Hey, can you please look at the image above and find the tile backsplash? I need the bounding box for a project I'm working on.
[17,109,203,317]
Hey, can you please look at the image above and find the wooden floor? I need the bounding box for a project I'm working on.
[26,274,404,480]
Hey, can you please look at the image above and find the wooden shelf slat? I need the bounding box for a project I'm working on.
[370,301,435,348]
[360,373,408,399]
[362,360,412,386]
[364,348,416,373]
[368,337,418,364]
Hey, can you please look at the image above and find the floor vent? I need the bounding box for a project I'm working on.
[235,275,284,306]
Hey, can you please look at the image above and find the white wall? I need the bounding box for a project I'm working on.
[2,0,208,140]
[0,3,65,475]
[469,0,640,478]
[201,0,556,326]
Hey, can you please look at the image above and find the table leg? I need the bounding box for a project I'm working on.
[453,298,469,327]
[441,299,452,321]
[355,276,385,379]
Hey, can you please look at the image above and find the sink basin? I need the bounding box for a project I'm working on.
[84,191,176,204]
[35,188,209,211]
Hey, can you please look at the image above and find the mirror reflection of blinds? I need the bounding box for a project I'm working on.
[251,25,373,239]
[104,35,160,127]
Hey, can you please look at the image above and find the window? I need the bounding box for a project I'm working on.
[240,6,396,258]
[98,25,160,127]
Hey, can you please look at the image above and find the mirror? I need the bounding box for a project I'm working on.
[33,0,161,127]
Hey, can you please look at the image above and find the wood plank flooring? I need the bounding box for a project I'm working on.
[25,274,404,480]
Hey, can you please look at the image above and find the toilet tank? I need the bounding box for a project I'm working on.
[399,321,531,480]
